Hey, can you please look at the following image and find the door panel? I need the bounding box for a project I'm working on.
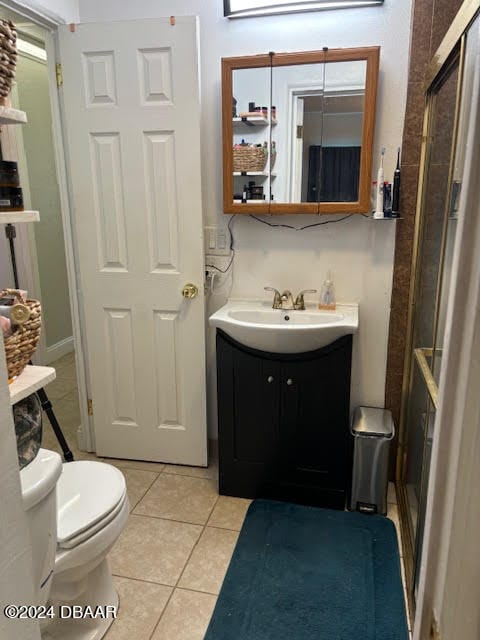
[58,18,207,464]
[216,331,281,496]
[280,336,352,489]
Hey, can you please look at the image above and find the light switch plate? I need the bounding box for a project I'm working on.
[204,225,230,256]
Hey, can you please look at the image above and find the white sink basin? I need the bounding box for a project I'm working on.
[209,300,358,354]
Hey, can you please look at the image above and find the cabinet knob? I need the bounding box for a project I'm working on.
[286,378,294,386]
[267,376,274,383]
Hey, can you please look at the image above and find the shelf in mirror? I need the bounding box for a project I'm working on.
[0,211,40,224]
[233,171,277,177]
[233,116,277,126]
[0,106,28,125]
[234,199,272,204]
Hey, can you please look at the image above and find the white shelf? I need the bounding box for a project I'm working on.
[233,171,277,177]
[233,116,277,126]
[368,214,401,220]
[0,210,40,224]
[0,107,28,125]
[234,199,269,204]
[9,365,56,405]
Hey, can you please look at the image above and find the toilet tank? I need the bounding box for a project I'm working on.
[20,448,62,606]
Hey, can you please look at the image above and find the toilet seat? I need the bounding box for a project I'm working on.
[56,461,126,549]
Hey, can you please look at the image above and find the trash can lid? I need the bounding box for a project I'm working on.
[351,406,394,437]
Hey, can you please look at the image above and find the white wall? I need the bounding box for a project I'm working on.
[79,0,412,436]
[0,338,40,640]
[12,0,79,23]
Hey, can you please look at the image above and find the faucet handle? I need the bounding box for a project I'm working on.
[264,287,281,309]
[294,289,317,310]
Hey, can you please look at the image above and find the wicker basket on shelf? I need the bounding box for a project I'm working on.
[0,20,17,106]
[1,289,41,379]
[233,146,268,172]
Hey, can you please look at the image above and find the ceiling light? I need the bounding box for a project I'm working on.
[224,0,384,18]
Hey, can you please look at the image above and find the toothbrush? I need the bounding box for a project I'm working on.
[374,147,385,219]
[391,147,401,217]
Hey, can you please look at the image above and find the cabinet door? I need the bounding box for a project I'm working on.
[217,332,280,497]
[279,335,353,507]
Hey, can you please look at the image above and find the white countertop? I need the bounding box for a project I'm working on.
[9,365,56,405]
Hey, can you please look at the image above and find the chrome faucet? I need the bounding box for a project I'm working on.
[280,290,295,310]
[294,289,317,310]
[265,287,317,310]
[264,287,282,308]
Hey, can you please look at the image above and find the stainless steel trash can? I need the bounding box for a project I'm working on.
[350,406,394,515]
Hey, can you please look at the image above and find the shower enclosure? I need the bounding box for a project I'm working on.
[397,8,480,615]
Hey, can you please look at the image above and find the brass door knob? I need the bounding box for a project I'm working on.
[182,283,199,299]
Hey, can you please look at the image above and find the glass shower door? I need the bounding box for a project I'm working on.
[401,49,462,605]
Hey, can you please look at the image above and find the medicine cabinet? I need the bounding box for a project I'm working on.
[221,46,380,214]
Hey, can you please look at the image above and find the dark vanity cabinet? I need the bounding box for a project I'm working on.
[216,330,353,509]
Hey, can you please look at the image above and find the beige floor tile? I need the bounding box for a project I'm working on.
[151,588,217,640]
[49,391,81,433]
[164,458,218,481]
[133,473,218,525]
[120,468,159,511]
[46,376,78,401]
[52,351,76,371]
[104,576,171,640]
[109,514,202,585]
[103,458,166,473]
[387,503,403,556]
[207,495,251,531]
[178,526,239,594]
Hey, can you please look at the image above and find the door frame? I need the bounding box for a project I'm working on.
[0,0,93,451]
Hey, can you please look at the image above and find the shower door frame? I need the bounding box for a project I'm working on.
[395,7,474,619]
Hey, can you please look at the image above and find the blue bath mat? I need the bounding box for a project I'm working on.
[205,499,408,640]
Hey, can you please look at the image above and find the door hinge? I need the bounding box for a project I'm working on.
[297,125,303,139]
[87,398,93,416]
[56,63,63,88]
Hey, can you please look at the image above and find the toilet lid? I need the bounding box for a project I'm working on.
[56,461,126,545]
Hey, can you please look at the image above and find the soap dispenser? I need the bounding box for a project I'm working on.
[319,271,336,310]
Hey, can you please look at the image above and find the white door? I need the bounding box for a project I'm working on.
[58,17,207,465]
[291,95,304,201]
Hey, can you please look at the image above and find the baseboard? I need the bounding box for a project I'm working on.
[44,336,74,364]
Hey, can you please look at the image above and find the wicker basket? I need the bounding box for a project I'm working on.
[1,289,41,379]
[233,146,268,173]
[0,20,17,106]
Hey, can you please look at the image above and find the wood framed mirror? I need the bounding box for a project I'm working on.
[222,46,380,215]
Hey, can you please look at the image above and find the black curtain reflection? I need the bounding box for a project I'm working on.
[307,146,361,202]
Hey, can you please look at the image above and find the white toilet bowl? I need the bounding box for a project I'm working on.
[42,460,129,640]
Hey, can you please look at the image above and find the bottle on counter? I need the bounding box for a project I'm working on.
[318,271,336,310]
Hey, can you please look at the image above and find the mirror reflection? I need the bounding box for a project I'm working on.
[232,60,366,205]
[232,67,272,204]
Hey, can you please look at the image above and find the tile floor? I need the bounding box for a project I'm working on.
[40,351,412,639]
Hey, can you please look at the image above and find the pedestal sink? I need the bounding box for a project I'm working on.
[209,299,358,354]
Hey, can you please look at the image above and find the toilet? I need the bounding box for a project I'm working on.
[21,448,129,639]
